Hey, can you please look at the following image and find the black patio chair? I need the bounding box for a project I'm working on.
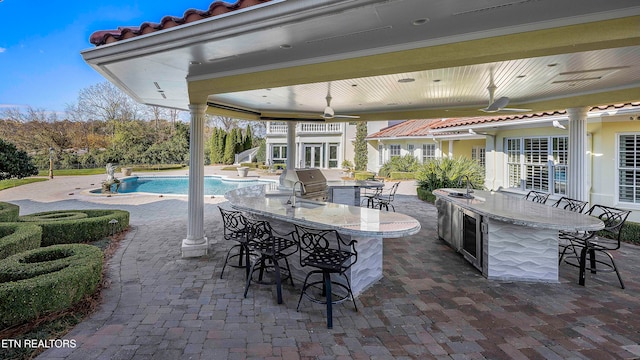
[294,224,358,329]
[372,182,400,211]
[524,190,550,204]
[360,185,382,208]
[218,207,251,279]
[243,219,298,304]
[560,204,631,289]
[552,197,589,264]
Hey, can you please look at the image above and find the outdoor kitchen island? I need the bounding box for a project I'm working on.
[225,183,421,296]
[433,188,604,283]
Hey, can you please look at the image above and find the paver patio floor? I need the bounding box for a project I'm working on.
[1,169,639,359]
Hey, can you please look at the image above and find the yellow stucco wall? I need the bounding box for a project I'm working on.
[452,139,486,159]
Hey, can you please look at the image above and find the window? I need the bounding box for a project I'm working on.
[389,144,401,158]
[505,136,568,195]
[328,143,339,168]
[422,143,436,162]
[378,144,384,165]
[407,144,414,156]
[472,146,486,168]
[271,145,287,162]
[618,133,640,204]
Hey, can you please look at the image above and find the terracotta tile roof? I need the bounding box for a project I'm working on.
[366,119,441,139]
[90,0,272,46]
[367,102,640,138]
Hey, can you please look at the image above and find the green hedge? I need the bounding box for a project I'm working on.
[0,244,103,329]
[417,188,436,203]
[0,223,42,260]
[354,171,375,180]
[19,209,130,246]
[240,162,260,168]
[0,202,19,222]
[390,171,416,180]
[127,164,186,172]
[621,221,640,245]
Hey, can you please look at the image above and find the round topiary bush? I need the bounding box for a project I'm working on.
[19,209,130,246]
[0,223,42,260]
[0,202,19,222]
[0,244,103,329]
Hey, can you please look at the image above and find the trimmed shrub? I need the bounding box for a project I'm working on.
[621,221,640,245]
[0,202,19,222]
[416,187,436,203]
[378,154,420,178]
[19,209,129,246]
[0,223,42,260]
[390,171,416,180]
[354,171,375,180]
[0,244,103,329]
[240,162,259,168]
[416,157,485,192]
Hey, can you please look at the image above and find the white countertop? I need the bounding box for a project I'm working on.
[434,188,604,231]
[326,180,384,188]
[225,184,420,237]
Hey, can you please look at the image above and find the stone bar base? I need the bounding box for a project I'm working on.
[486,219,558,282]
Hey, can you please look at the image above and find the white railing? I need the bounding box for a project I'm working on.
[267,122,342,134]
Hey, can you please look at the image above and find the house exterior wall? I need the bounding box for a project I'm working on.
[452,139,485,159]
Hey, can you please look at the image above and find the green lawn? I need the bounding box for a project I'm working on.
[0,178,48,191]
[37,168,106,176]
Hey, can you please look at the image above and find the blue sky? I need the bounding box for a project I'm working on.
[0,0,218,114]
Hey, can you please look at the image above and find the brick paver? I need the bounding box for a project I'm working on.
[0,167,639,359]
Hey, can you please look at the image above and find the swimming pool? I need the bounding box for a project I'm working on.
[94,176,274,195]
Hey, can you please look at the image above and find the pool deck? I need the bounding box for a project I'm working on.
[1,166,639,359]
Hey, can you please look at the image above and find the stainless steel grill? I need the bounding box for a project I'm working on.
[282,168,328,201]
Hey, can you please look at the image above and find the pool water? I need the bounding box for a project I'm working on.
[96,176,273,195]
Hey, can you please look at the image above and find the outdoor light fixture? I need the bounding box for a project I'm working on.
[552,120,567,130]
[48,147,54,179]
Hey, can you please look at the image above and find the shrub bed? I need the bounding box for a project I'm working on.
[354,171,375,180]
[0,202,19,222]
[390,171,416,180]
[0,244,103,329]
[240,162,260,168]
[621,221,640,245]
[417,187,436,203]
[0,223,42,260]
[19,210,129,246]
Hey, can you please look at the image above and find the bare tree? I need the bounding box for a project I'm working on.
[75,82,144,122]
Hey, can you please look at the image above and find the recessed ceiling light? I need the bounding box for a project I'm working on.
[279,44,292,49]
[547,63,558,67]
[398,78,415,83]
[517,75,526,78]
[351,84,358,87]
[433,79,441,83]
[412,18,430,25]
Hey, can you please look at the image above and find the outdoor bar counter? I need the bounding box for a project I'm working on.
[225,183,421,296]
[433,188,604,282]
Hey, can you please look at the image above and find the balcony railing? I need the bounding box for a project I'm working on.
[267,122,342,134]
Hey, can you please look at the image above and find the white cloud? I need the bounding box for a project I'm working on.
[0,47,6,53]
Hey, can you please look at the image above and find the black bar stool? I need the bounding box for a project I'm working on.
[294,224,358,329]
[218,207,251,279]
[243,219,298,304]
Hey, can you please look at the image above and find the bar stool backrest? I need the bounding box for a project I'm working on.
[219,207,248,241]
[524,190,550,204]
[551,197,588,213]
[294,225,357,270]
[584,204,631,250]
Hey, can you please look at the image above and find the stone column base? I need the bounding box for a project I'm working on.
[181,237,208,258]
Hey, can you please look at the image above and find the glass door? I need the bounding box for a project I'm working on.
[304,145,322,168]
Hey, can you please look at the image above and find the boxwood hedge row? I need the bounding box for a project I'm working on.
[0,244,103,329]
[0,202,19,222]
[19,209,130,246]
[0,223,42,260]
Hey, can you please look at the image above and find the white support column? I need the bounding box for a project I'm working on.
[448,140,454,158]
[286,121,296,170]
[182,103,208,258]
[567,107,589,201]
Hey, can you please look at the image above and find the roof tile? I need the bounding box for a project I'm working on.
[90,0,272,46]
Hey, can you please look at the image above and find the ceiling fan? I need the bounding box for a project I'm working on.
[479,70,532,113]
[320,84,360,120]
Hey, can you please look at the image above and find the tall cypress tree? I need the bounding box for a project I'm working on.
[243,124,253,151]
[223,129,236,164]
[354,121,368,171]
[209,128,219,164]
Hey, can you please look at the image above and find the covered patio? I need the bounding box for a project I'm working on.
[81,0,640,258]
[0,173,632,359]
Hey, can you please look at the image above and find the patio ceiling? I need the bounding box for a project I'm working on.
[82,0,640,121]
